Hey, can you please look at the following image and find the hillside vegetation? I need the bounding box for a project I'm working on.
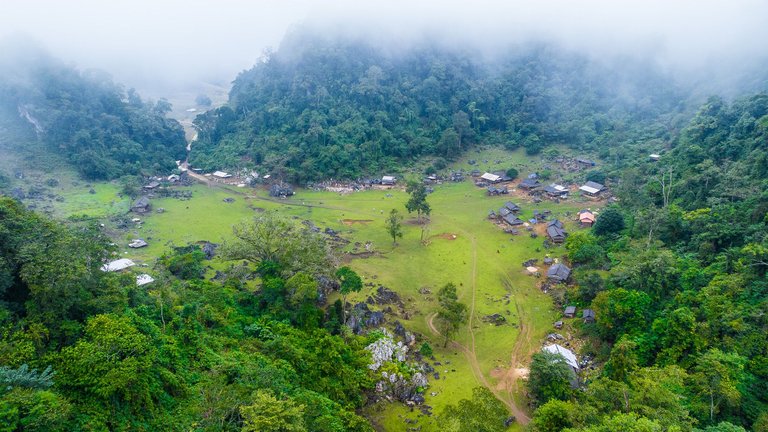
[191,32,685,182]
[0,42,186,180]
[532,93,768,432]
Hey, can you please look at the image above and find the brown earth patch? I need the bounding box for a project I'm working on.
[433,232,458,240]
[341,250,380,263]
[341,219,374,226]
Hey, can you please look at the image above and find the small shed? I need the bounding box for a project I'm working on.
[504,202,521,212]
[554,320,563,329]
[136,274,155,287]
[519,178,541,189]
[548,263,571,282]
[576,158,596,166]
[649,154,661,161]
[579,181,605,197]
[546,219,567,243]
[544,184,569,197]
[480,172,501,183]
[381,175,397,185]
[131,196,151,214]
[564,306,577,318]
[128,239,148,248]
[101,258,136,272]
[578,210,596,227]
[583,309,596,323]
[143,181,160,190]
[542,344,579,370]
[503,214,524,226]
[212,171,232,179]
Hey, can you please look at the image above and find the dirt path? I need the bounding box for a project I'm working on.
[425,222,532,424]
[494,278,533,423]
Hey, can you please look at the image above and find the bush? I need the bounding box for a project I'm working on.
[506,167,519,180]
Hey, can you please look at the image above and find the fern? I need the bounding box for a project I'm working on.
[0,363,55,391]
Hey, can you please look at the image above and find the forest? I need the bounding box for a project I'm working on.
[529,93,768,432]
[0,28,766,432]
[0,43,186,180]
[0,197,377,430]
[190,32,685,182]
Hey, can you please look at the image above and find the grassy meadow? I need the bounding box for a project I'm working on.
[41,148,604,431]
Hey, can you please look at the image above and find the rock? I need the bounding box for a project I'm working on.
[223,197,235,203]
[202,242,218,259]
[366,311,385,327]
[410,394,425,405]
[482,313,507,326]
[433,372,440,380]
[504,416,516,427]
[373,285,401,305]
[394,321,407,338]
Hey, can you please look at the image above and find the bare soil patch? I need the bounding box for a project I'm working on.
[433,232,459,240]
[341,219,374,226]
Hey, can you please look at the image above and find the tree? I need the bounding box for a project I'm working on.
[385,209,403,245]
[438,387,509,432]
[405,180,431,242]
[240,390,306,432]
[586,170,607,185]
[528,351,575,405]
[405,180,431,224]
[604,336,638,382]
[593,206,625,236]
[195,94,212,107]
[435,283,468,347]
[505,167,519,180]
[335,267,362,325]
[531,399,577,432]
[222,212,331,277]
[692,349,746,423]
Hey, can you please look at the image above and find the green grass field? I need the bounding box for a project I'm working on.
[42,148,603,431]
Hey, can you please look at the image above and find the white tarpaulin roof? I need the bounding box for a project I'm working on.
[212,171,232,178]
[543,344,579,369]
[579,185,600,194]
[480,172,501,182]
[136,274,155,286]
[101,258,135,272]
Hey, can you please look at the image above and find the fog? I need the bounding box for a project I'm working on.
[2,0,767,94]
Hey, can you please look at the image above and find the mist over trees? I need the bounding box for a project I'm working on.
[0,42,186,180]
[190,31,687,182]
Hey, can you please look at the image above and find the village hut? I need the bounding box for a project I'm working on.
[547,263,571,282]
[546,219,567,243]
[131,196,151,214]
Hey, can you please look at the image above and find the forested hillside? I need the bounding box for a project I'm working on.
[0,198,376,430]
[0,43,186,180]
[190,32,685,182]
[531,93,768,432]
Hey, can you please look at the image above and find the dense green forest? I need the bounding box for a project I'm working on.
[529,93,768,432]
[190,32,685,182]
[0,198,378,430]
[0,43,186,180]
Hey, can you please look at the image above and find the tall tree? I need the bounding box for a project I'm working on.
[385,208,403,246]
[335,266,362,326]
[222,212,331,277]
[528,351,575,405]
[435,283,468,347]
[405,180,431,242]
